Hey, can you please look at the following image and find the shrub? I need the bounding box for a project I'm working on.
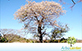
[0,37,8,42]
[60,40,67,43]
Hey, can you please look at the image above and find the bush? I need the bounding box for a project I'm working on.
[0,37,8,42]
[60,40,67,43]
[26,39,30,42]
[54,40,58,43]
[30,40,34,43]
[49,40,58,43]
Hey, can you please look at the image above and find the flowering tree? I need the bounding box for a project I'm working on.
[14,1,65,43]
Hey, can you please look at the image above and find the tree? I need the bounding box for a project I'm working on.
[0,29,22,42]
[14,1,65,43]
[50,25,68,40]
[67,37,76,47]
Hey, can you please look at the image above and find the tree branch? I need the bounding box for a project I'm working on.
[71,0,76,4]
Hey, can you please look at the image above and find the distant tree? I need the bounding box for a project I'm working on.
[0,29,20,42]
[67,37,76,47]
[50,25,69,40]
[14,1,65,43]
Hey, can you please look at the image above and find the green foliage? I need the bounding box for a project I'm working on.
[30,40,34,43]
[54,40,58,42]
[26,39,30,42]
[0,37,8,42]
[1,37,5,42]
[67,37,76,45]
[51,25,69,40]
[60,40,67,43]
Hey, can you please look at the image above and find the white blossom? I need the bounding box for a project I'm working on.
[14,1,65,27]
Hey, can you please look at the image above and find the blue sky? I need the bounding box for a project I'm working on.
[0,0,82,39]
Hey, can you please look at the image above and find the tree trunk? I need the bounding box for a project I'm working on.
[38,23,43,43]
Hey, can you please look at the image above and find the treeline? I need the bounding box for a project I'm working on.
[0,34,26,43]
[0,34,68,43]
[0,28,69,43]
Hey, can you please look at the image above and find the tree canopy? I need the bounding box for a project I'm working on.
[14,1,65,43]
[50,25,68,40]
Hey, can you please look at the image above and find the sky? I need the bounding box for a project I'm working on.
[0,0,82,39]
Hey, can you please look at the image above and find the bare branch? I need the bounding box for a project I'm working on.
[72,0,76,4]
